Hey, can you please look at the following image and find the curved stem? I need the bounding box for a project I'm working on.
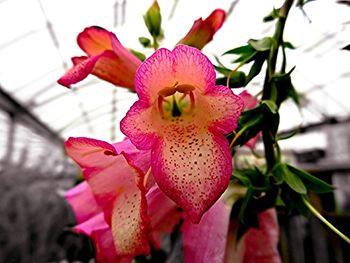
[303,197,350,245]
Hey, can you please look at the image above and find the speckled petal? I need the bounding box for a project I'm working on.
[203,85,244,133]
[151,125,232,223]
[58,54,101,88]
[65,137,150,257]
[182,199,231,263]
[65,181,101,224]
[120,100,160,150]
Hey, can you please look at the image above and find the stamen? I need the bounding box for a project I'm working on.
[158,96,165,117]
[176,84,195,93]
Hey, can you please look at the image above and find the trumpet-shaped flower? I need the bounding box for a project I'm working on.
[65,137,151,258]
[178,9,226,50]
[121,45,243,223]
[58,26,141,90]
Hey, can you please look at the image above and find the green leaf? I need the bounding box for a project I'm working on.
[280,163,307,194]
[244,55,266,85]
[261,100,278,114]
[271,163,285,185]
[263,8,280,22]
[138,37,151,48]
[223,45,255,55]
[286,165,334,193]
[213,65,232,76]
[129,49,146,61]
[216,71,246,88]
[271,67,300,107]
[283,41,296,49]
[143,0,162,38]
[248,37,275,51]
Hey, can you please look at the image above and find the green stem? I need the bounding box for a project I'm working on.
[262,0,294,171]
[303,197,350,245]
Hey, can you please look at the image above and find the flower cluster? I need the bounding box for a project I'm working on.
[59,7,280,263]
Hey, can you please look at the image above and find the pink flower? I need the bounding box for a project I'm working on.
[178,9,226,50]
[58,26,141,90]
[66,177,231,263]
[65,137,151,258]
[239,90,261,149]
[121,45,243,223]
[233,209,281,263]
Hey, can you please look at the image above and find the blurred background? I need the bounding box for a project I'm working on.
[0,0,349,262]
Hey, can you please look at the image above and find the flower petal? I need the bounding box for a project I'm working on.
[65,181,101,224]
[237,209,281,263]
[181,199,231,263]
[74,212,108,236]
[203,85,244,133]
[134,48,175,103]
[77,26,114,56]
[91,50,139,89]
[178,9,226,50]
[120,100,160,150]
[65,137,150,257]
[173,45,216,93]
[146,186,182,249]
[151,125,232,223]
[57,54,101,88]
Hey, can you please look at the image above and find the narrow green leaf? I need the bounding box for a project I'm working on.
[263,8,280,22]
[284,41,296,49]
[287,165,334,193]
[281,164,307,194]
[261,100,278,114]
[223,45,254,55]
[129,49,146,61]
[248,37,275,51]
[216,71,246,88]
[245,55,266,85]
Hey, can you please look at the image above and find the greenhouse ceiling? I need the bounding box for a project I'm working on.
[0,0,349,143]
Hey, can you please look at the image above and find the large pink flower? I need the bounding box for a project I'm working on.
[58,26,141,90]
[121,45,243,223]
[178,9,226,50]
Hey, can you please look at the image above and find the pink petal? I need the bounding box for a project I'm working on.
[74,212,108,236]
[134,48,176,104]
[65,137,150,257]
[238,90,261,149]
[91,227,133,263]
[77,26,114,56]
[58,54,102,88]
[178,9,226,50]
[113,139,152,176]
[182,199,231,263]
[239,90,258,110]
[151,126,232,223]
[120,100,160,150]
[173,45,216,93]
[237,209,281,263]
[146,186,182,249]
[65,181,101,224]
